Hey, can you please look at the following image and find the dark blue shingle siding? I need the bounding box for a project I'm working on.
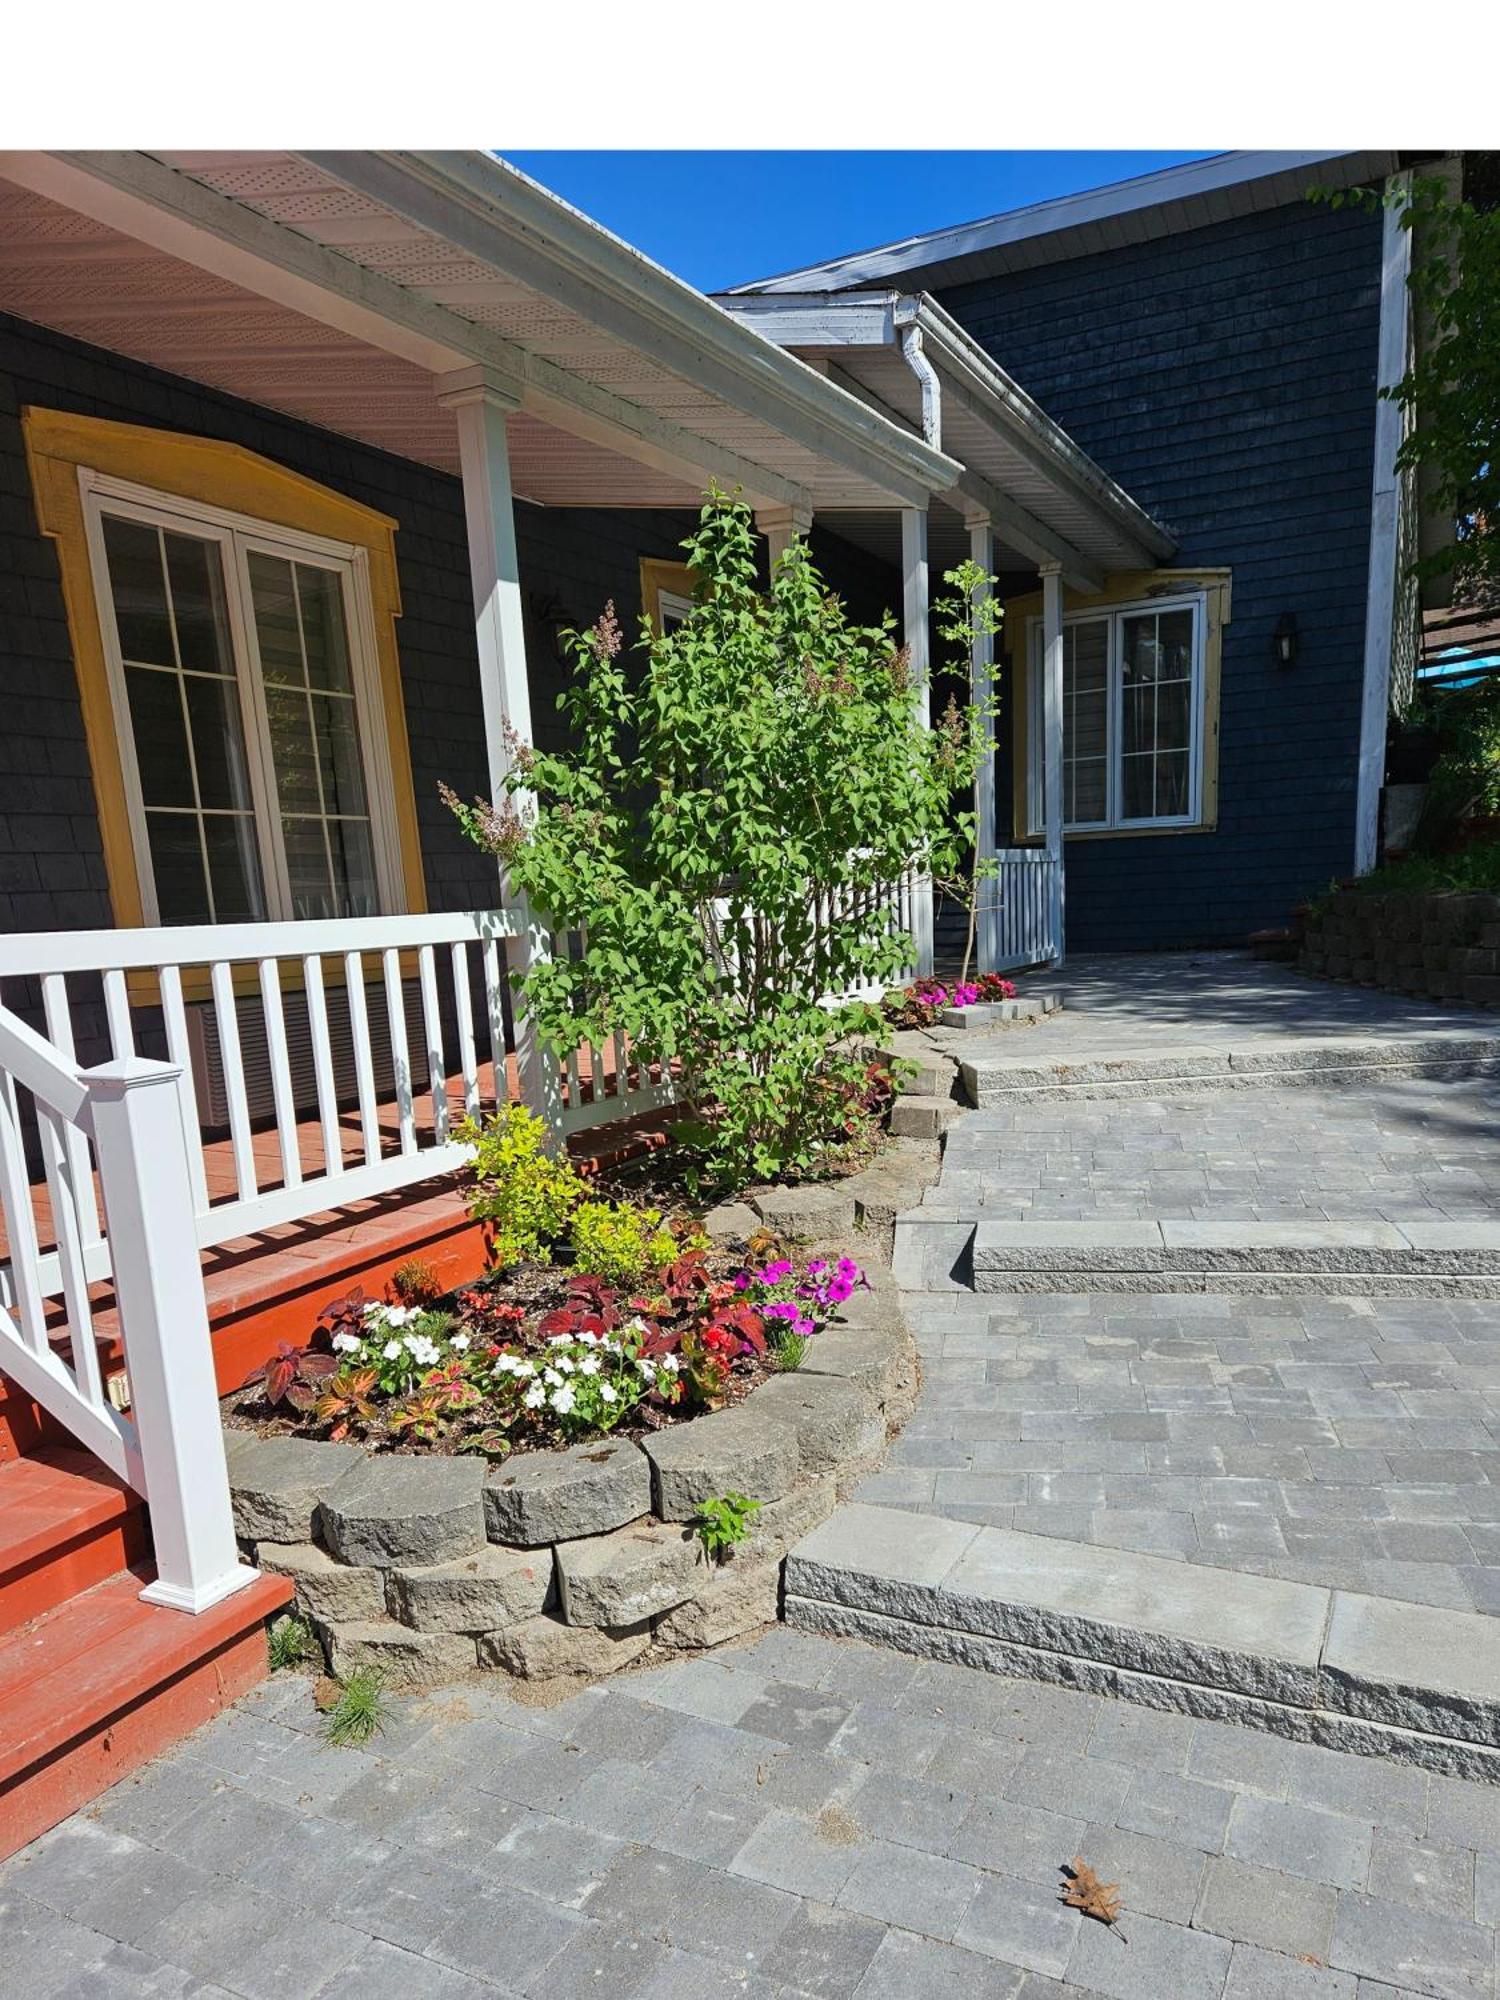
[939,196,1384,949]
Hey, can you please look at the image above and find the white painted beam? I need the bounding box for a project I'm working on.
[966,513,999,974]
[902,506,935,978]
[757,504,814,567]
[437,367,562,1140]
[1041,564,1067,966]
[1355,172,1414,875]
[948,467,1104,594]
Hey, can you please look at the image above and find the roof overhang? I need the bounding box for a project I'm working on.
[717,289,1175,587]
[0,149,962,513]
[732,150,1406,295]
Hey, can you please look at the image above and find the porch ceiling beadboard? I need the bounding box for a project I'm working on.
[0,151,960,514]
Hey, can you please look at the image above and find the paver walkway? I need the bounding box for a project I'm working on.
[8,1625,1500,2000]
[935,1077,1500,1224]
[861,1289,1500,1611]
[936,953,1500,1071]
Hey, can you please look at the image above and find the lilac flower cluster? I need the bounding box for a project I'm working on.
[735,1253,867,1340]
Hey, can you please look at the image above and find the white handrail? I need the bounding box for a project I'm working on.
[0,1000,252,1612]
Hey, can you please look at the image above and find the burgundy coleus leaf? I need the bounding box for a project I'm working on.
[283,1382,320,1413]
[299,1352,340,1382]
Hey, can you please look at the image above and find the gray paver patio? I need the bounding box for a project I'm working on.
[930,1076,1500,1226]
[943,952,1500,1071]
[864,1290,1500,1609]
[11,1625,1500,1999]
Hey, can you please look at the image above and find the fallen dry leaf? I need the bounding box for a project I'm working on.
[1060,1857,1126,1937]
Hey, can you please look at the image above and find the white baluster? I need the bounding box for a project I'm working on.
[0,1071,49,1356]
[417,945,447,1143]
[302,953,343,1176]
[208,960,258,1201]
[382,947,416,1156]
[483,939,507,1111]
[36,1102,104,1408]
[40,973,105,1245]
[343,952,381,1165]
[103,967,135,1056]
[257,958,302,1191]
[451,941,480,1122]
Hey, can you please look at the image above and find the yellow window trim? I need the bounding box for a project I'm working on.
[22,406,427,936]
[638,557,697,635]
[1007,568,1231,844]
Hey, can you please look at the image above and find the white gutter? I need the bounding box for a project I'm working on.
[302,150,964,510]
[897,306,942,448]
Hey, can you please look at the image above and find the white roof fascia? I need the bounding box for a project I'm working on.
[732,150,1401,294]
[302,151,962,508]
[908,296,1175,563]
[716,287,1174,572]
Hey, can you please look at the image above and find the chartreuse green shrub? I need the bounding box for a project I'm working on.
[447,491,984,1192]
[457,1103,585,1267]
[569,1199,678,1289]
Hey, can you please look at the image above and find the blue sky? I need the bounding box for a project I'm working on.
[503,151,1218,293]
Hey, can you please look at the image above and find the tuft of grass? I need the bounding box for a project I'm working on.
[267,1612,315,1671]
[775,1331,809,1371]
[321,1667,390,1748]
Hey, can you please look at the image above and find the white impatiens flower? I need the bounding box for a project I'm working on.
[543,1368,563,1388]
[555,1355,575,1374]
[524,1383,546,1409]
[600,1383,617,1404]
[658,1354,680,1373]
[551,1383,576,1415]
[579,1356,600,1376]
[451,1333,470,1352]
[383,1305,414,1328]
[382,1340,404,1360]
[332,1332,362,1354]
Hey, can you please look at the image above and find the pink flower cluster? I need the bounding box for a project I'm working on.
[734,1253,867,1340]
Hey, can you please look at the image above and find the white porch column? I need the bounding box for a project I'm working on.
[965,511,998,974]
[756,503,813,569]
[438,366,563,1139]
[901,505,935,976]
[89,1058,256,1614]
[1040,563,1067,966]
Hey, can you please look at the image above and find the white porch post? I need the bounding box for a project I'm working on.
[1040,563,1067,966]
[89,1058,255,1614]
[902,505,936,977]
[756,503,813,569]
[965,511,998,974]
[438,366,563,1139]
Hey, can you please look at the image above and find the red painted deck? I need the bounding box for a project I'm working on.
[0,1444,291,1860]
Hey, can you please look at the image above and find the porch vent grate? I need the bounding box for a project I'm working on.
[184,978,432,1132]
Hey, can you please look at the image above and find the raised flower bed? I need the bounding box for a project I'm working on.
[222,1116,917,1683]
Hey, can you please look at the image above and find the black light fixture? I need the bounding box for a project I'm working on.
[1273,611,1299,669]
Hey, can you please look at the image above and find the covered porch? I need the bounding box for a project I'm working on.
[0,149,1162,1617]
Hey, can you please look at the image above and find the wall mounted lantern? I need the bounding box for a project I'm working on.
[1273,612,1299,669]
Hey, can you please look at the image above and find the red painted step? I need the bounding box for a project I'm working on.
[0,1563,291,1860]
[0,1447,149,1636]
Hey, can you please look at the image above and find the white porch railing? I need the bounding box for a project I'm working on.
[0,909,676,1308]
[0,1004,254,1612]
[990,850,1063,973]
[811,863,923,1006]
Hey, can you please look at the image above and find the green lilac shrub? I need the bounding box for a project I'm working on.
[446,491,985,1192]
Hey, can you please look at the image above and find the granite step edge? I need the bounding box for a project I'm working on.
[786,1503,1500,1779]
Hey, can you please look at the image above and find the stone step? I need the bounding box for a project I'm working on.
[785,1502,1500,1783]
[960,1032,1500,1108]
[893,1212,1500,1296]
[887,1094,959,1140]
